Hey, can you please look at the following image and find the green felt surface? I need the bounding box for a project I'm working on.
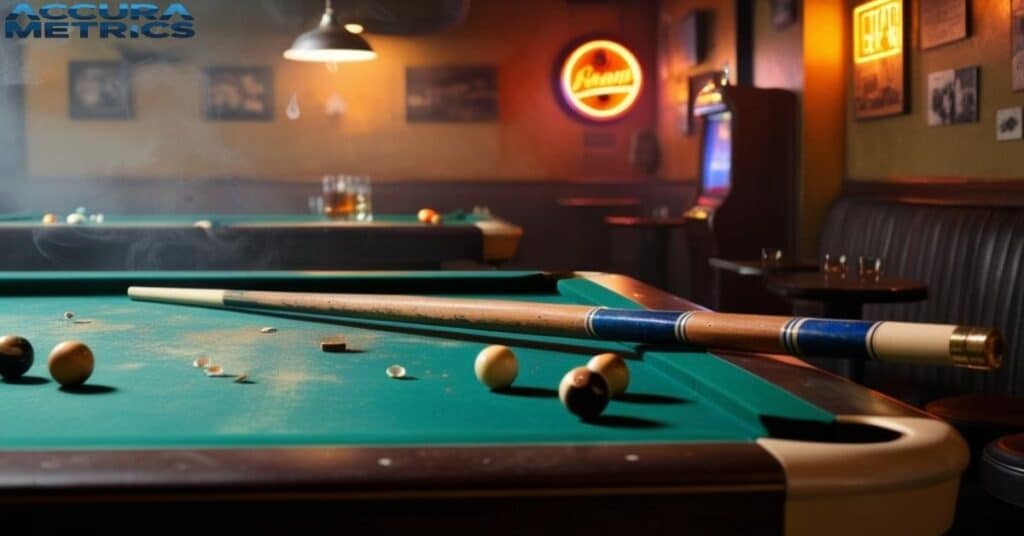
[0,212,483,226]
[0,272,832,450]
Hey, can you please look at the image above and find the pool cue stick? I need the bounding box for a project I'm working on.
[127,287,1002,370]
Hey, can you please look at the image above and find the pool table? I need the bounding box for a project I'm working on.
[0,271,967,534]
[0,212,522,270]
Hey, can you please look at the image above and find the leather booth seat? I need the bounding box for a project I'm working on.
[819,196,1024,402]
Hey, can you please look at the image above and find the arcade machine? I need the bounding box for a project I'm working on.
[683,75,798,312]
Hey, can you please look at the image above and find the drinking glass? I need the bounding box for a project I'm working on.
[761,248,783,267]
[858,256,883,281]
[823,253,847,277]
[352,176,373,222]
[322,175,357,220]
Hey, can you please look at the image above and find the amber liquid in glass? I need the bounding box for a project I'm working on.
[324,192,357,219]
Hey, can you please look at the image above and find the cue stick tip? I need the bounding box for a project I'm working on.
[950,327,1003,370]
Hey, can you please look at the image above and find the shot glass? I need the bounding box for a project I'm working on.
[858,256,883,281]
[823,253,848,277]
[761,248,784,267]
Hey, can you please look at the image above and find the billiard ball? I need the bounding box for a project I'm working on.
[429,213,444,225]
[474,345,518,390]
[587,353,630,397]
[0,335,34,380]
[558,367,610,420]
[66,213,87,225]
[418,208,438,223]
[47,341,94,387]
[41,213,58,224]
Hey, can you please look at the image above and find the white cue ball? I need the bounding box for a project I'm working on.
[587,353,630,397]
[474,345,519,390]
[66,213,87,225]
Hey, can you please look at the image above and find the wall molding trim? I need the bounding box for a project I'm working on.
[843,179,1024,208]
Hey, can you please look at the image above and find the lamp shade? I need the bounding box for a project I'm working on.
[284,8,376,63]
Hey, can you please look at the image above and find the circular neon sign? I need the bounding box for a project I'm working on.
[559,39,643,121]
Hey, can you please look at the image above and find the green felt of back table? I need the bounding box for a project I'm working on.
[0,212,481,225]
[0,271,968,536]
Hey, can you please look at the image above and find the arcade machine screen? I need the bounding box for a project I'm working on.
[701,113,732,198]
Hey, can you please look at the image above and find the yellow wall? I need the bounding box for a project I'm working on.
[657,0,737,181]
[22,0,657,181]
[848,0,1024,180]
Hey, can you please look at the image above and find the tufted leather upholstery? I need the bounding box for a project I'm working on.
[820,197,1024,398]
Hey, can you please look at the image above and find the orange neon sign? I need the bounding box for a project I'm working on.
[559,39,643,121]
[853,0,903,64]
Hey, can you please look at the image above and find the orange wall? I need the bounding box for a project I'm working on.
[801,2,847,258]
[657,0,737,181]
[22,0,657,181]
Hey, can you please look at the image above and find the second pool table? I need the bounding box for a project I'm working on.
[0,212,522,270]
[0,271,967,534]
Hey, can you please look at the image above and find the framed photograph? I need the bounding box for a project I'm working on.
[853,0,908,119]
[203,66,274,121]
[68,61,133,120]
[676,11,709,64]
[927,66,979,126]
[406,66,498,123]
[996,107,1023,141]
[920,0,968,50]
[1013,9,1024,91]
[771,0,799,30]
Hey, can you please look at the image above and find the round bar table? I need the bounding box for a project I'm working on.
[604,216,689,291]
[765,271,927,319]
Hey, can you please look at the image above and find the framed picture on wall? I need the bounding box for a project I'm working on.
[1014,7,1024,91]
[406,66,498,123]
[203,66,274,121]
[68,61,133,120]
[996,107,1022,141]
[852,0,908,120]
[675,11,709,64]
[927,66,979,126]
[919,0,968,50]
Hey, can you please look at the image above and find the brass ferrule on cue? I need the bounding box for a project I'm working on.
[949,326,1004,370]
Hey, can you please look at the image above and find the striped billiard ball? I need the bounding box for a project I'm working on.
[558,367,610,420]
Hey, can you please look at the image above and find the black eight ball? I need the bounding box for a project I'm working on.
[559,367,610,420]
[0,335,34,380]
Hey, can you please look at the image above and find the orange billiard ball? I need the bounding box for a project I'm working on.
[418,208,438,223]
[429,213,443,225]
[41,213,59,225]
[587,353,630,397]
[47,341,94,387]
